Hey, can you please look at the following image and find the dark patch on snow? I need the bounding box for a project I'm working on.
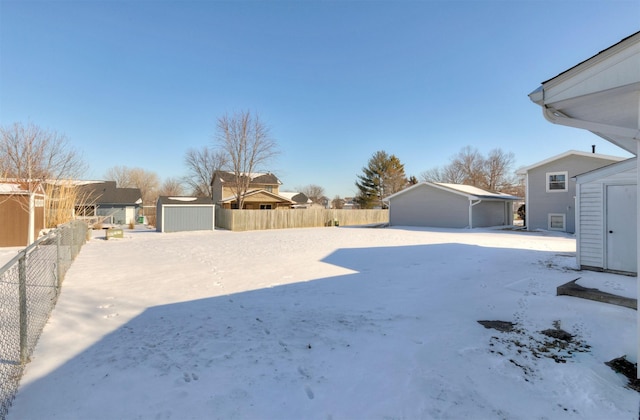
[605,356,640,392]
[477,320,516,333]
[480,320,592,377]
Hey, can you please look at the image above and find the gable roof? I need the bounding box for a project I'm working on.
[516,150,626,175]
[385,182,520,202]
[219,189,295,204]
[212,171,282,185]
[77,181,142,205]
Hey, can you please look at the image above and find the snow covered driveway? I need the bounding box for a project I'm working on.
[7,226,639,419]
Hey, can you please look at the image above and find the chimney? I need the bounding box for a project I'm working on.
[591,145,596,153]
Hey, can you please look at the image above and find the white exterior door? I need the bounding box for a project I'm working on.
[606,184,637,273]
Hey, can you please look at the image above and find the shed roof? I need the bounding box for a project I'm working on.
[573,157,637,184]
[516,150,626,175]
[157,196,214,205]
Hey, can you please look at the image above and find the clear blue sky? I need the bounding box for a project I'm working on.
[1,1,639,198]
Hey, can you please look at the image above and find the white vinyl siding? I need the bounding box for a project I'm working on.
[575,158,636,273]
[577,183,604,268]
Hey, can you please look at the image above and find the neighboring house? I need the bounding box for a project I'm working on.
[156,196,215,233]
[575,158,637,274]
[0,182,46,247]
[343,197,358,210]
[516,150,626,233]
[75,181,142,225]
[211,171,295,209]
[384,182,520,229]
[279,192,312,209]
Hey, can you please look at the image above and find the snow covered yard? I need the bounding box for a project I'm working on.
[6,225,639,419]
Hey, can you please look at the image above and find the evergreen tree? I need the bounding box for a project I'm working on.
[355,150,407,209]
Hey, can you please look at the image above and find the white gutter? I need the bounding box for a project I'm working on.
[468,199,482,229]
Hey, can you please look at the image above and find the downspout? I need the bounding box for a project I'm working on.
[469,199,482,229]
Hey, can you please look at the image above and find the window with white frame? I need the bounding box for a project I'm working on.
[546,171,568,192]
[548,213,566,231]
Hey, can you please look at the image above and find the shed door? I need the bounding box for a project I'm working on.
[606,185,637,273]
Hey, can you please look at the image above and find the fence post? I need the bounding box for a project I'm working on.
[56,229,63,288]
[18,253,28,364]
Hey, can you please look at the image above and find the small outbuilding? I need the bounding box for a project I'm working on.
[156,196,215,233]
[575,157,637,275]
[0,182,46,247]
[385,182,520,229]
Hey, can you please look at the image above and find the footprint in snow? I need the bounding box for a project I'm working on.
[304,386,314,400]
[183,372,199,382]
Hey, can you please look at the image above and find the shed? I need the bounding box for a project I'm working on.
[575,157,637,275]
[0,183,46,247]
[384,182,520,228]
[156,196,215,233]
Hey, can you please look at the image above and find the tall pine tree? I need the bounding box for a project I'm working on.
[355,150,407,209]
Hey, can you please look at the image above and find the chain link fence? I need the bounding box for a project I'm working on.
[0,220,88,420]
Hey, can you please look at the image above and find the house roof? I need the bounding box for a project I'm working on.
[529,31,640,154]
[573,157,637,184]
[77,181,142,205]
[212,171,282,185]
[157,196,214,205]
[385,182,520,202]
[219,189,295,204]
[516,149,627,175]
[278,192,312,205]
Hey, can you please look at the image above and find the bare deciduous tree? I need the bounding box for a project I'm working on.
[332,195,345,209]
[158,177,185,197]
[484,148,515,191]
[0,122,87,231]
[421,146,518,193]
[184,147,227,197]
[104,166,159,206]
[215,110,279,209]
[299,184,326,205]
[0,122,86,189]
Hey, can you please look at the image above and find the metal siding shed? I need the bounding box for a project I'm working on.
[156,197,215,233]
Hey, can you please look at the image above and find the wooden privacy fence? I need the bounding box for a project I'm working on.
[215,208,389,231]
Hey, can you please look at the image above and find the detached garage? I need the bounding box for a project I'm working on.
[385,182,520,229]
[156,197,215,233]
